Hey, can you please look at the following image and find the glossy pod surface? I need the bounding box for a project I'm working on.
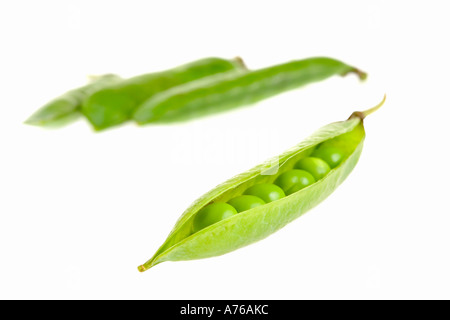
[133,57,367,124]
[82,57,246,130]
[138,97,385,272]
[25,74,122,126]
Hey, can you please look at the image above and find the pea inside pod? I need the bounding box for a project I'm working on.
[275,170,316,193]
[138,96,386,272]
[311,146,345,168]
[294,157,330,180]
[192,203,238,233]
[244,184,285,203]
[227,195,265,213]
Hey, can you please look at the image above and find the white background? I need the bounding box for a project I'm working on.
[1,0,449,300]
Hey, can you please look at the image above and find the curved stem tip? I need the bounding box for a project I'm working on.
[350,94,386,121]
[342,67,368,81]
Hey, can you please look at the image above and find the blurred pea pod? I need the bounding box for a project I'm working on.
[82,57,247,130]
[25,74,121,127]
[137,96,385,272]
[133,57,367,124]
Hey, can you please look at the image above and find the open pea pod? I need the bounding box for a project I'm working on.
[138,96,385,272]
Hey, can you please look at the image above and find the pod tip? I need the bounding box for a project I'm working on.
[352,68,368,81]
[137,265,147,273]
[87,74,101,81]
[356,69,368,81]
[24,118,37,126]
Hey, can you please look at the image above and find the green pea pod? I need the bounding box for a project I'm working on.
[25,74,122,127]
[138,96,385,272]
[82,57,247,130]
[133,57,367,124]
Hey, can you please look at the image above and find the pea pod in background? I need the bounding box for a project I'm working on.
[82,57,247,130]
[25,74,122,126]
[137,96,385,272]
[133,57,367,124]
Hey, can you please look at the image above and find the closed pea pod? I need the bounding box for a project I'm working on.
[133,57,367,124]
[137,96,386,272]
[82,57,247,130]
[25,74,122,126]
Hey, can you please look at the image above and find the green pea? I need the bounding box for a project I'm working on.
[312,146,345,168]
[192,203,238,233]
[294,157,331,180]
[274,169,316,193]
[287,181,314,195]
[227,195,266,213]
[244,183,285,203]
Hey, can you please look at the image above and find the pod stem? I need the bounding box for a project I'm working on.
[233,56,249,70]
[350,94,386,121]
[342,67,368,81]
